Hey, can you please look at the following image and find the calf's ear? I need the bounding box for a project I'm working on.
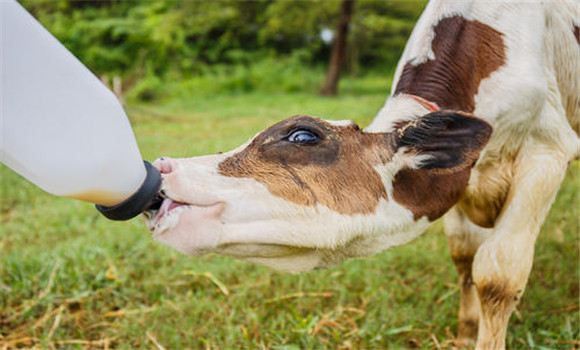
[395,111,492,171]
[391,111,492,221]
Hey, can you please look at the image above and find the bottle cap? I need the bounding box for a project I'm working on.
[96,161,161,220]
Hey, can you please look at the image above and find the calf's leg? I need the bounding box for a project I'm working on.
[472,142,569,350]
[444,208,493,345]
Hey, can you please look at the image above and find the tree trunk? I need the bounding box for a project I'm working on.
[320,0,355,96]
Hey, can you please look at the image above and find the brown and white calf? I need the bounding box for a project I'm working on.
[145,1,579,348]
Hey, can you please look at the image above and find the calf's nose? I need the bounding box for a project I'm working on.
[146,157,176,212]
[153,157,176,175]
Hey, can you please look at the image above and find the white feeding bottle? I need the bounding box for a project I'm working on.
[1,0,162,220]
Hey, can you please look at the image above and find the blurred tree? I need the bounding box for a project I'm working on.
[320,0,355,96]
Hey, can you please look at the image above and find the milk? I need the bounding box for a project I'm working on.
[1,1,160,219]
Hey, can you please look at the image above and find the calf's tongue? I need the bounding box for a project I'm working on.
[167,199,187,212]
[155,197,188,221]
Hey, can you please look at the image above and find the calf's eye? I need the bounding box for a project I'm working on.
[287,129,321,144]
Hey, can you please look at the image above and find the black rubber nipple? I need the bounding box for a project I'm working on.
[95,160,162,221]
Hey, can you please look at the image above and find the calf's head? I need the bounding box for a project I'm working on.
[146,112,491,272]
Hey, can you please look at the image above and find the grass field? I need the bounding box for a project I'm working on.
[1,74,579,349]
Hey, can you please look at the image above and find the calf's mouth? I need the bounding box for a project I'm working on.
[144,194,191,232]
[142,189,225,255]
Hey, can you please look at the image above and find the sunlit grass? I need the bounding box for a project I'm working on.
[1,75,578,349]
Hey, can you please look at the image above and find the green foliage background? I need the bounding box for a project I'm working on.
[21,0,426,100]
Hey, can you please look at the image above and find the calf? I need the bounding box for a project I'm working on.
[145,1,579,348]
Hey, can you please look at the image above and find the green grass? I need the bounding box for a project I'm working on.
[1,75,578,349]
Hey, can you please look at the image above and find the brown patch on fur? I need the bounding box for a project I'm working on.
[476,280,525,337]
[458,319,479,340]
[458,158,513,228]
[218,116,395,215]
[394,15,506,112]
[574,26,580,46]
[393,167,471,221]
[477,282,513,316]
[452,254,475,287]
